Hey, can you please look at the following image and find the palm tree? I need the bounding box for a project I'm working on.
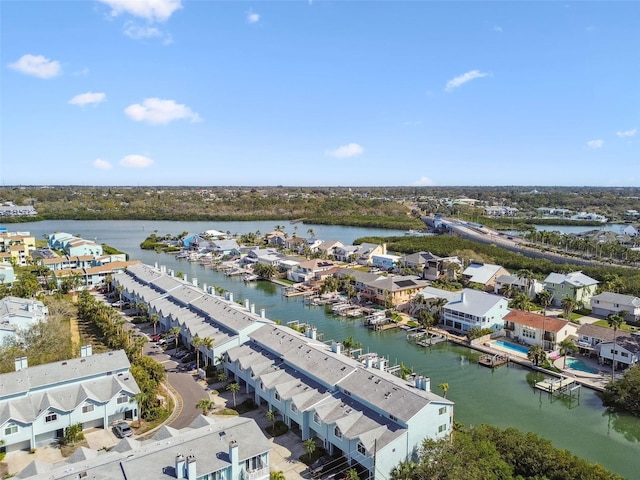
[342,336,361,356]
[227,382,240,407]
[150,313,160,335]
[537,290,553,350]
[390,460,417,480]
[196,398,214,415]
[133,391,148,428]
[216,370,228,383]
[345,468,359,480]
[509,292,533,311]
[307,228,315,238]
[192,336,202,369]
[270,472,285,480]
[303,438,316,462]
[169,326,181,352]
[438,382,449,399]
[561,297,577,321]
[527,345,546,366]
[559,339,577,369]
[607,312,626,379]
[201,337,214,367]
[266,409,277,434]
[432,297,448,322]
[517,269,535,296]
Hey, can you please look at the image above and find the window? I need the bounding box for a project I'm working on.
[82,404,95,414]
[389,414,398,422]
[314,412,321,424]
[291,403,298,414]
[439,407,447,415]
[259,382,264,390]
[117,394,129,404]
[334,426,342,439]
[438,424,447,433]
[4,424,18,435]
[274,391,280,401]
[621,352,629,357]
[357,442,366,455]
[45,411,58,423]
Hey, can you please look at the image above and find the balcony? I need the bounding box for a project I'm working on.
[503,322,515,331]
[243,467,270,480]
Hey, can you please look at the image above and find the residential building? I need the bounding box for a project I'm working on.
[287,259,336,283]
[358,275,429,309]
[355,243,386,265]
[590,292,640,322]
[0,296,48,345]
[502,309,577,351]
[0,231,35,266]
[14,415,270,480]
[576,324,640,370]
[0,349,139,452]
[441,289,509,333]
[401,251,462,281]
[371,253,401,271]
[462,261,510,291]
[543,271,599,308]
[0,203,37,217]
[494,274,544,299]
[225,325,453,480]
[50,260,140,290]
[47,232,103,257]
[315,239,343,258]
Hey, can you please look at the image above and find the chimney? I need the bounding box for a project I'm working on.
[382,243,387,255]
[460,292,465,303]
[307,327,317,340]
[186,455,197,480]
[161,265,166,273]
[423,376,431,392]
[244,299,250,310]
[80,345,93,357]
[250,303,255,314]
[229,440,239,480]
[376,357,386,371]
[14,356,28,371]
[227,292,234,303]
[175,454,186,479]
[154,261,158,269]
[192,277,198,287]
[203,283,208,293]
[365,356,375,368]
[183,274,188,283]
[260,308,266,318]
[332,342,342,355]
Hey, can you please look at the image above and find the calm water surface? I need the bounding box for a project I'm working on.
[12,220,640,478]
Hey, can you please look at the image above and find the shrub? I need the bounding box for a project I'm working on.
[235,397,258,414]
[218,408,239,416]
[266,420,289,437]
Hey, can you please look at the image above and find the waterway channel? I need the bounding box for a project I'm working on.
[12,220,640,478]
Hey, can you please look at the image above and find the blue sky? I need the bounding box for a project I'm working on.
[1,1,638,187]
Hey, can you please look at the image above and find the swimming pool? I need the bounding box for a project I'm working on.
[566,357,599,374]
[492,339,529,355]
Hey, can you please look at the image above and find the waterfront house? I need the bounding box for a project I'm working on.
[48,232,103,257]
[371,253,401,271]
[287,258,336,283]
[400,251,463,281]
[590,292,640,323]
[0,349,139,453]
[441,289,509,333]
[355,243,386,265]
[494,274,544,299]
[543,271,599,308]
[316,240,344,258]
[333,244,360,263]
[358,275,429,309]
[14,415,270,480]
[0,297,48,345]
[502,309,576,351]
[461,261,510,292]
[243,248,286,267]
[211,239,241,257]
[51,260,140,290]
[336,269,386,296]
[224,325,453,480]
[576,324,640,370]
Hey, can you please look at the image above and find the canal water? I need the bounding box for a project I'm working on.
[11,220,640,478]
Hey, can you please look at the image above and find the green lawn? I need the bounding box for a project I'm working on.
[592,320,636,332]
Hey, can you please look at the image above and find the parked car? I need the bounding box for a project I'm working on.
[309,456,333,477]
[152,334,162,342]
[113,421,133,438]
[157,338,168,346]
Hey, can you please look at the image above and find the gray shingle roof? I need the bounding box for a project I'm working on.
[591,292,640,307]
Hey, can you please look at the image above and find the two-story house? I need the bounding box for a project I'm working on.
[462,261,510,292]
[590,292,640,323]
[543,271,599,308]
[358,275,429,309]
[502,309,577,351]
[0,296,48,345]
[441,289,509,333]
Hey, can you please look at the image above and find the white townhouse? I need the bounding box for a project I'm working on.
[14,415,271,480]
[543,271,599,309]
[590,292,640,323]
[441,289,509,333]
[224,325,453,480]
[0,296,48,345]
[112,263,273,366]
[0,349,139,453]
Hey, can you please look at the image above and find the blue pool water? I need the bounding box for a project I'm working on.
[566,357,599,374]
[492,339,529,355]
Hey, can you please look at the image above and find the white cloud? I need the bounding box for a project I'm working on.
[325,143,364,159]
[8,54,61,79]
[120,154,154,168]
[413,176,435,186]
[69,92,106,106]
[124,98,202,125]
[93,159,112,170]
[246,10,260,24]
[98,0,182,22]
[123,21,162,39]
[444,70,488,92]
[587,139,604,149]
[617,128,637,138]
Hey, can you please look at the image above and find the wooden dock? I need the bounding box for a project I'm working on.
[535,376,577,394]
[478,353,509,368]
